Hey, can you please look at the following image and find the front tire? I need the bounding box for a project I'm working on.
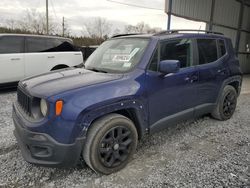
[83,114,138,174]
[211,85,237,120]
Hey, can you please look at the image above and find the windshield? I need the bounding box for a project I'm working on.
[85,38,149,73]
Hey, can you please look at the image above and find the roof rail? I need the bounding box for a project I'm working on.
[111,33,145,38]
[154,29,224,36]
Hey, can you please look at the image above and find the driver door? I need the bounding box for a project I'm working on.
[146,38,199,132]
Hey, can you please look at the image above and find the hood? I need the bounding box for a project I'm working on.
[20,68,123,98]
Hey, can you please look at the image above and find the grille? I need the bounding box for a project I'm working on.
[17,87,32,116]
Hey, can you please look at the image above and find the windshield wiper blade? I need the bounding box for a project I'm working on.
[88,68,108,73]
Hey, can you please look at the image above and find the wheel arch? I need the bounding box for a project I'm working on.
[228,80,241,95]
[51,64,69,71]
[111,108,144,139]
[77,100,148,140]
[216,75,242,104]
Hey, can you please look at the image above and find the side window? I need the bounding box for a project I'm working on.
[46,38,63,51]
[0,36,24,54]
[160,39,193,68]
[45,39,77,52]
[218,40,226,57]
[26,37,47,53]
[148,48,159,71]
[197,39,218,65]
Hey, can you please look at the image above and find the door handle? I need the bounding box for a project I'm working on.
[11,58,21,61]
[217,69,227,75]
[48,56,55,58]
[185,75,198,83]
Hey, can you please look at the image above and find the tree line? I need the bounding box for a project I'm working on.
[1,9,162,46]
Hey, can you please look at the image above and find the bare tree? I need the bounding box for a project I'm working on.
[5,19,17,30]
[62,17,71,37]
[84,17,112,38]
[112,28,121,36]
[125,21,162,34]
[18,9,59,35]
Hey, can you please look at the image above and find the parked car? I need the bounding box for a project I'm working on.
[13,30,242,174]
[79,45,98,61]
[0,34,83,88]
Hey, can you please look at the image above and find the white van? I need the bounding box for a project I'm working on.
[0,34,83,87]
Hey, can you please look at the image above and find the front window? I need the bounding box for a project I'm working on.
[0,36,24,54]
[149,38,193,71]
[85,38,149,73]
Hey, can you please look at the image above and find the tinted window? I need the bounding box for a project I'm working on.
[26,37,47,52]
[148,48,159,71]
[0,36,24,54]
[197,39,218,65]
[26,37,77,53]
[218,40,226,57]
[45,39,77,52]
[160,39,193,68]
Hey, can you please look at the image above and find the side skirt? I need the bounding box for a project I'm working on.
[150,103,215,134]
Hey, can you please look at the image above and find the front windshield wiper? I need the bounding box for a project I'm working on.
[87,68,108,73]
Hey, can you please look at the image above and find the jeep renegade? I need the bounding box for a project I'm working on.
[13,30,242,174]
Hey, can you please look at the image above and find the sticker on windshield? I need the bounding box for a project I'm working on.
[129,48,140,58]
[112,48,140,62]
[123,62,132,68]
[112,55,130,62]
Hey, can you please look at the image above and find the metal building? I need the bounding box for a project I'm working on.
[165,0,250,74]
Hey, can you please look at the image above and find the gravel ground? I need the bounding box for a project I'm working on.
[0,90,249,188]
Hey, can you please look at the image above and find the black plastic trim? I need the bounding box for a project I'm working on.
[13,110,85,167]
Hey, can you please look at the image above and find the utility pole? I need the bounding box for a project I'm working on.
[46,0,49,34]
[165,0,173,30]
[62,17,65,37]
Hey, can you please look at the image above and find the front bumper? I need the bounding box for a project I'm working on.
[13,106,85,168]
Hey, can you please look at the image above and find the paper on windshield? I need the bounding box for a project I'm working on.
[112,48,140,63]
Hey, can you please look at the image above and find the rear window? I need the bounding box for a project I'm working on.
[197,39,218,65]
[0,36,24,54]
[45,39,77,52]
[26,37,77,53]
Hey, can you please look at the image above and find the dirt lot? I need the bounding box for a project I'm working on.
[0,87,250,187]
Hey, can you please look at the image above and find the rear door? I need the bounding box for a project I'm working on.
[24,37,48,77]
[196,38,229,111]
[146,38,199,130]
[0,36,25,83]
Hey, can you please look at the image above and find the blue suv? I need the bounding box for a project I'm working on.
[13,30,242,174]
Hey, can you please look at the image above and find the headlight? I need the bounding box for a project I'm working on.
[40,99,48,116]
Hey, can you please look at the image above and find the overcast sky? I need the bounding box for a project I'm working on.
[0,0,205,36]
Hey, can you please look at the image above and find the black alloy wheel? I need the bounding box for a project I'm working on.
[211,85,237,120]
[83,113,138,174]
[222,91,236,117]
[98,126,132,168]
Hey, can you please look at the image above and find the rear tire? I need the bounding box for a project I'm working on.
[211,85,237,120]
[83,114,138,174]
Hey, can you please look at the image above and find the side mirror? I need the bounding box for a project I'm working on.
[159,60,180,74]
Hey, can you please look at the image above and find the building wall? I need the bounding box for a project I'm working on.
[242,5,250,31]
[168,0,212,22]
[213,0,240,28]
[166,0,250,74]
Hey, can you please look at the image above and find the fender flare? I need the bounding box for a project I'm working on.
[75,98,149,139]
[216,75,242,104]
